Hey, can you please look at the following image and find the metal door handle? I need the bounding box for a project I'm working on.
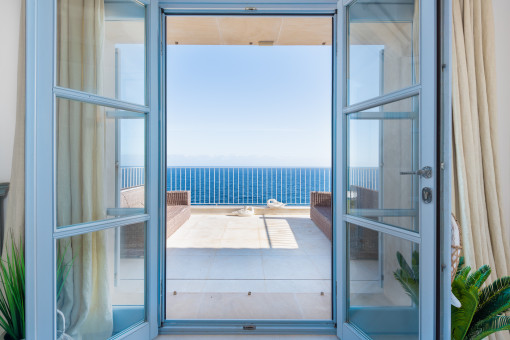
[400,166,432,179]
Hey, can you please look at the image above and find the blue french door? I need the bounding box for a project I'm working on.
[336,0,438,339]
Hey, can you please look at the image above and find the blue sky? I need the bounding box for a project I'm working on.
[118,43,382,168]
[166,45,332,167]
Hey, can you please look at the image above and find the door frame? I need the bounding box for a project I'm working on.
[158,2,339,336]
[336,0,441,339]
[25,0,160,338]
[23,0,450,339]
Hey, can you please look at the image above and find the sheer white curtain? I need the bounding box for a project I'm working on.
[452,0,510,338]
[57,0,112,339]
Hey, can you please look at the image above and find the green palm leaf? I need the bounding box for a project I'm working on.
[458,266,472,281]
[394,271,419,305]
[394,251,420,306]
[411,251,419,281]
[452,273,480,340]
[396,251,415,279]
[478,277,510,309]
[474,277,510,323]
[466,265,491,289]
[0,237,25,339]
[466,315,510,340]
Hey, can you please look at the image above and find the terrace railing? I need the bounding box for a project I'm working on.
[120,166,145,189]
[120,166,379,206]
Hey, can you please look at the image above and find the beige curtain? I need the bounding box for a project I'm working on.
[452,0,510,338]
[56,0,112,339]
[3,0,26,257]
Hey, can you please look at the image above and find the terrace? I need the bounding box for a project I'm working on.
[113,166,395,321]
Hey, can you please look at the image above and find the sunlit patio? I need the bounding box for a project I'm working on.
[162,209,384,320]
[165,211,332,320]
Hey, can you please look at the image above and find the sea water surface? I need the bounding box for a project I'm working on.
[120,166,378,206]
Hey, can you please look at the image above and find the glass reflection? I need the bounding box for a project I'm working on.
[347,96,419,232]
[348,0,420,104]
[56,223,145,339]
[56,98,146,228]
[57,0,146,105]
[348,223,419,340]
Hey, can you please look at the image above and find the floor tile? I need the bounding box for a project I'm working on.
[209,255,264,280]
[262,255,321,280]
[167,255,214,279]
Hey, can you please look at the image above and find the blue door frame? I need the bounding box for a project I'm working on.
[24,0,450,338]
[158,4,339,336]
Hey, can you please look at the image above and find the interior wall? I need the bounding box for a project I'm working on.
[0,1,22,184]
[493,0,510,236]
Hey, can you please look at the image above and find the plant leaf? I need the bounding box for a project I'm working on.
[394,251,420,306]
[466,265,491,289]
[451,273,480,340]
[396,251,416,281]
[475,277,510,322]
[467,315,510,340]
[394,270,419,305]
[0,235,25,338]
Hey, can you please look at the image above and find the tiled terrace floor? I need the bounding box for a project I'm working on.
[166,213,333,320]
[113,212,385,319]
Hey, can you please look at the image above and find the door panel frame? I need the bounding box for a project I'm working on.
[25,0,160,338]
[24,0,447,338]
[336,0,438,339]
[159,4,339,335]
[439,0,453,338]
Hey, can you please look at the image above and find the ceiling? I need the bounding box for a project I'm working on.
[166,16,333,46]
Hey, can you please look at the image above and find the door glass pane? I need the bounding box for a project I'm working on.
[57,0,146,105]
[56,98,146,228]
[348,223,419,340]
[347,0,419,105]
[56,223,145,339]
[347,96,419,232]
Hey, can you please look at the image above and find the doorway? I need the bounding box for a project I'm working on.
[163,15,335,323]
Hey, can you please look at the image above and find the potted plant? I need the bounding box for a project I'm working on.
[0,238,73,340]
[451,262,510,339]
[0,238,25,340]
[394,252,510,339]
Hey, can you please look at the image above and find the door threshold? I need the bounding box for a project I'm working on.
[160,320,336,335]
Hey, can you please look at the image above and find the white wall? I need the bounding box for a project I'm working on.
[493,0,510,235]
[0,1,22,184]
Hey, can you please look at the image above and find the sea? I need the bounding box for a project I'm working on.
[166,167,331,206]
[121,166,378,206]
